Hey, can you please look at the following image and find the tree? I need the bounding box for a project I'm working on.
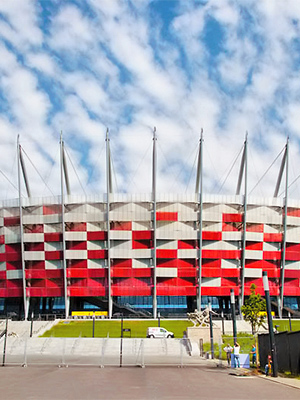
[241,284,267,334]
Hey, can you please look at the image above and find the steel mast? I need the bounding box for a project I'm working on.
[195,130,203,311]
[105,129,113,319]
[152,127,157,319]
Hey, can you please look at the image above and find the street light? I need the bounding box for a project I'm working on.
[208,301,214,359]
[230,289,237,344]
[263,271,278,377]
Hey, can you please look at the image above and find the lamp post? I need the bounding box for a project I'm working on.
[288,311,292,332]
[221,311,225,335]
[208,301,214,359]
[92,312,95,338]
[30,311,34,338]
[120,314,123,368]
[263,271,278,377]
[230,289,237,344]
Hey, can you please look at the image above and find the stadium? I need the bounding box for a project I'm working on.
[0,133,300,320]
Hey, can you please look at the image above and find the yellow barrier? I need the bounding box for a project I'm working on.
[71,311,108,317]
[258,311,275,317]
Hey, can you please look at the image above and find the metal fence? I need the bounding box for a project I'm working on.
[258,331,300,375]
[0,336,205,368]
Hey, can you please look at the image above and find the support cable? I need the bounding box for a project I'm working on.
[185,147,198,193]
[170,141,198,192]
[127,140,152,192]
[249,147,285,196]
[21,148,55,196]
[217,146,243,194]
[0,169,19,194]
[248,146,264,197]
[109,145,119,193]
[64,147,87,196]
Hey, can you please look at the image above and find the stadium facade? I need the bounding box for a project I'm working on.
[0,133,300,319]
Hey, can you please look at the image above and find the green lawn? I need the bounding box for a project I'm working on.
[41,319,194,338]
[273,319,300,332]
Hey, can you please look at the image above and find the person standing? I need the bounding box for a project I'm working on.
[223,343,233,367]
[233,342,240,368]
[250,344,256,366]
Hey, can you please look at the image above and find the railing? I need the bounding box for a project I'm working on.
[0,337,206,368]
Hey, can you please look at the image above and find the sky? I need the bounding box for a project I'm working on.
[0,0,300,200]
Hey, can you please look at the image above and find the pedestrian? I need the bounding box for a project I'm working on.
[250,344,256,366]
[233,342,240,368]
[223,343,233,367]
[265,354,272,376]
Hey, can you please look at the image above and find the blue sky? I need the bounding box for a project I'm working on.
[0,0,300,199]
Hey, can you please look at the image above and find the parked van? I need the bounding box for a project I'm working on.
[146,327,174,338]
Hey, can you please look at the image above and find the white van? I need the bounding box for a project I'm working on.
[146,327,174,338]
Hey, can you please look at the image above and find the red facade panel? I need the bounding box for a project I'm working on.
[263,251,281,261]
[223,213,243,223]
[263,233,282,242]
[4,216,20,226]
[45,251,62,260]
[202,249,241,259]
[112,286,151,296]
[87,250,107,259]
[178,240,197,249]
[87,231,107,241]
[132,240,152,249]
[202,231,222,241]
[202,267,221,277]
[111,221,132,231]
[156,212,178,221]
[246,242,263,251]
[44,232,62,242]
[66,241,87,250]
[88,270,106,278]
[156,249,177,258]
[67,269,88,278]
[132,231,152,240]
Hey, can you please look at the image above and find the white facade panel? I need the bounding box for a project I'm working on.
[6,270,23,279]
[178,249,197,258]
[222,232,242,241]
[221,259,239,268]
[65,213,87,223]
[66,250,87,259]
[132,259,151,268]
[244,268,262,278]
[111,240,131,250]
[110,249,132,259]
[285,261,300,270]
[157,240,177,249]
[131,249,152,258]
[244,250,263,260]
[23,233,44,243]
[202,212,222,222]
[156,268,177,277]
[263,242,280,251]
[45,242,62,251]
[22,215,44,224]
[87,259,106,268]
[203,241,239,250]
[202,277,221,287]
[24,251,45,261]
[45,260,63,269]
[43,215,61,224]
[87,241,106,250]
[110,231,131,240]
[86,214,105,222]
[65,232,87,241]
[245,232,264,242]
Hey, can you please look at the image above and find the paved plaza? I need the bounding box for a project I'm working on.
[0,363,300,400]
